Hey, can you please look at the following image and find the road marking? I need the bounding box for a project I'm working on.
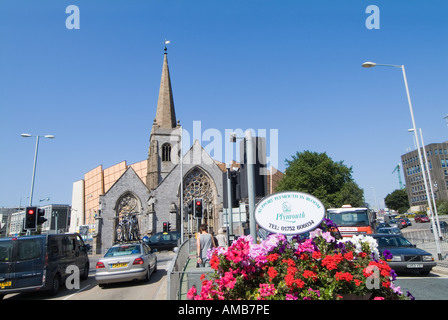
[62,284,91,300]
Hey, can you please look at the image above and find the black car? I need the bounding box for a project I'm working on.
[372,234,436,275]
[376,227,402,235]
[0,233,91,299]
[376,222,391,229]
[430,221,448,235]
[145,231,180,251]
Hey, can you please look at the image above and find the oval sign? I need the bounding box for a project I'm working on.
[255,191,325,235]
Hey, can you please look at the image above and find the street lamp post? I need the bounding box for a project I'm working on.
[416,128,443,238]
[362,62,443,260]
[21,133,55,206]
[245,131,257,244]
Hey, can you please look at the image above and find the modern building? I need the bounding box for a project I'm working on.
[71,49,283,254]
[401,141,448,211]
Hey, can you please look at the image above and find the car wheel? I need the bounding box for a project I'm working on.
[49,273,61,296]
[153,260,158,273]
[144,268,151,282]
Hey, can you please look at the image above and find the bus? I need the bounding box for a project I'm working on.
[326,205,376,238]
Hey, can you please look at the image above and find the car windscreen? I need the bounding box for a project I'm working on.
[376,236,413,247]
[327,211,369,227]
[104,244,141,257]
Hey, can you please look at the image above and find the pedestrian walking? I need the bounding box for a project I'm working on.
[196,224,216,267]
[215,228,227,247]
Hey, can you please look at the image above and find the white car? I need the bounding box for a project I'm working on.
[95,242,157,287]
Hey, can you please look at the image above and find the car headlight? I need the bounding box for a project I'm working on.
[387,256,402,262]
[423,255,434,262]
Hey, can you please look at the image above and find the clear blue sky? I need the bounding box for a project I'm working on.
[1,0,447,209]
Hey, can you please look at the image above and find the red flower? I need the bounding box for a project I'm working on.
[343,251,354,261]
[267,253,279,262]
[210,254,220,270]
[312,251,322,260]
[287,266,297,276]
[295,278,305,288]
[282,258,296,267]
[321,254,343,270]
[267,267,278,281]
[284,273,295,287]
[302,270,318,281]
[285,274,305,288]
[335,271,353,282]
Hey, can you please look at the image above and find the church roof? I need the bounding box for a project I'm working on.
[154,52,177,129]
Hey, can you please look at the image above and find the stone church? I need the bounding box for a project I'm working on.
[71,50,282,254]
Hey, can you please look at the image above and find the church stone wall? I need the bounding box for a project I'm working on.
[97,168,151,254]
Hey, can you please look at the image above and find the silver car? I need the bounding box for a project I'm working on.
[95,242,157,287]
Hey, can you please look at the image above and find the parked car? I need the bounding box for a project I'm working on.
[372,234,436,275]
[376,222,391,229]
[415,214,430,223]
[95,242,157,287]
[404,218,412,226]
[0,233,90,299]
[388,218,402,229]
[397,218,408,228]
[145,231,180,251]
[376,227,402,235]
[430,221,448,234]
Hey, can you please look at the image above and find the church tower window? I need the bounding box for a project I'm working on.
[162,143,172,162]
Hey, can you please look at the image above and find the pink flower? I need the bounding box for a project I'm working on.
[296,238,315,254]
[258,283,276,299]
[220,271,237,290]
[187,286,197,300]
[322,231,335,243]
[286,293,298,300]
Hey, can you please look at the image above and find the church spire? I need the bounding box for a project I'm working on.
[154,50,177,129]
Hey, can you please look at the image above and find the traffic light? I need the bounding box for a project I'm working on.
[37,208,47,225]
[163,222,168,234]
[24,206,37,230]
[194,199,203,219]
[167,222,171,231]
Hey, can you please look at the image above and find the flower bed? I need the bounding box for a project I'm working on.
[187,219,413,300]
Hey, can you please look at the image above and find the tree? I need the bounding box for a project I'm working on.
[384,189,409,213]
[436,199,448,216]
[275,151,364,208]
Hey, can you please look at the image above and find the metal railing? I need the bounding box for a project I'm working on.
[166,238,191,300]
[404,229,448,261]
[166,237,215,300]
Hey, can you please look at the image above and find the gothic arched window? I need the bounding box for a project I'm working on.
[162,143,171,162]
